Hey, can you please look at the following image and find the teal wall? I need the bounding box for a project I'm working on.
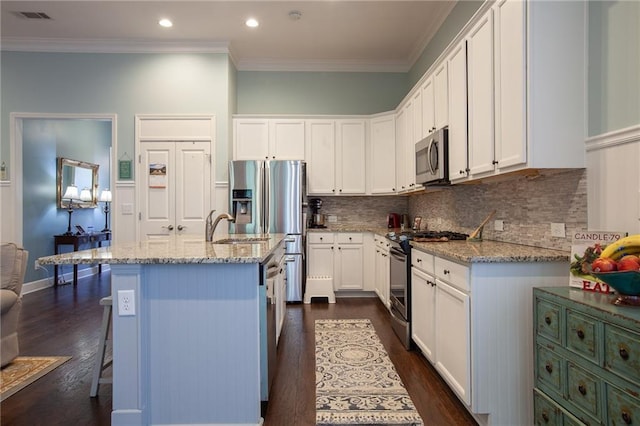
[22,119,111,284]
[1,51,233,181]
[236,71,407,115]
[408,0,483,89]
[588,0,640,136]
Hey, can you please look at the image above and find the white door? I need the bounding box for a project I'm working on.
[140,141,211,239]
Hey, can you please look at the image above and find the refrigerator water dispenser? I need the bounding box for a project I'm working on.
[231,189,252,225]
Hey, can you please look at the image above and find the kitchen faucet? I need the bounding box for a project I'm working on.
[205,210,235,242]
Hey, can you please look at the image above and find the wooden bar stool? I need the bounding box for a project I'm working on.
[90,296,112,397]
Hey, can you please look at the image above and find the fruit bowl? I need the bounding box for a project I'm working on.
[591,270,640,306]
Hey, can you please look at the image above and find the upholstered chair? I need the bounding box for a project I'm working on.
[1,243,28,368]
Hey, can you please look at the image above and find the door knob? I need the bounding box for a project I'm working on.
[163,225,174,231]
[177,225,185,231]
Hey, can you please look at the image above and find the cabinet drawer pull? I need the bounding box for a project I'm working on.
[619,346,630,360]
[545,363,553,374]
[622,410,632,425]
[443,269,450,275]
[545,316,552,325]
[541,411,550,423]
[578,384,587,396]
[417,258,422,263]
[576,329,585,340]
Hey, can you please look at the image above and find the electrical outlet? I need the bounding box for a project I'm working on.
[327,215,338,223]
[121,203,133,215]
[118,290,136,316]
[494,220,504,231]
[551,222,566,238]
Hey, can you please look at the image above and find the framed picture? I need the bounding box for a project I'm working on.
[118,160,132,180]
[413,216,422,230]
[75,225,86,234]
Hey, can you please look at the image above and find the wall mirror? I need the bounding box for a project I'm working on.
[56,157,99,208]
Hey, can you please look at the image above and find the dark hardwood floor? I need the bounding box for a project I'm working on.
[1,273,477,426]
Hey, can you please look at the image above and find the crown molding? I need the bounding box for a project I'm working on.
[0,37,230,54]
[407,1,457,69]
[234,58,410,73]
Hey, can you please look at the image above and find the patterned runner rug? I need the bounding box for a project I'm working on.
[315,319,424,425]
[1,356,71,401]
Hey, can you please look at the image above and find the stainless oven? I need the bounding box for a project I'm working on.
[415,126,449,186]
[389,239,411,350]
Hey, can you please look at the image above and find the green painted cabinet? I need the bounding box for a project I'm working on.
[534,287,640,426]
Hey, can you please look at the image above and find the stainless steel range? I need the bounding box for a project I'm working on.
[387,230,468,349]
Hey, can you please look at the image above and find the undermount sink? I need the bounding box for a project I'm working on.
[213,237,270,244]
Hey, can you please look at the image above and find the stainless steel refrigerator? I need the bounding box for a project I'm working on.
[229,160,306,302]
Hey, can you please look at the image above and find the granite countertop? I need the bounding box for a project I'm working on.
[410,240,569,264]
[36,234,287,266]
[308,224,569,263]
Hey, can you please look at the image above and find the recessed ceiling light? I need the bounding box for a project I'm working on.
[159,18,173,28]
[245,18,259,28]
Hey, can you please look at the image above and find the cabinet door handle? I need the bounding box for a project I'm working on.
[417,258,422,263]
[541,412,549,423]
[576,329,585,340]
[492,160,499,165]
[578,384,587,396]
[443,269,450,275]
[622,410,632,425]
[544,316,552,325]
[545,363,553,374]
[619,346,630,360]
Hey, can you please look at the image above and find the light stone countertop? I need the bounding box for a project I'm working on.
[36,234,287,266]
[307,224,569,263]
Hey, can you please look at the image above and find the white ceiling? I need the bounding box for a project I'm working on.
[0,1,459,72]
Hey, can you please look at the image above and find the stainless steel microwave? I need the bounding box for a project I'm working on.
[415,127,449,186]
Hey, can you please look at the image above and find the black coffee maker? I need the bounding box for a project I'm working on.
[309,198,326,228]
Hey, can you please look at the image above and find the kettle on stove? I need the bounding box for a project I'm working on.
[387,213,400,229]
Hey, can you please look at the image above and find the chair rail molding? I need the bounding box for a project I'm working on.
[585,124,640,152]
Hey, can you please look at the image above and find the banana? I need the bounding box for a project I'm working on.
[600,234,640,260]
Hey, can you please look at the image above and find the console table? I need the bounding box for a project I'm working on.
[54,232,110,285]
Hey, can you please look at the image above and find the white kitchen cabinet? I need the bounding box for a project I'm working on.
[374,234,391,308]
[447,40,469,183]
[233,118,305,160]
[410,246,568,424]
[587,132,640,234]
[395,101,419,193]
[468,0,584,180]
[410,249,436,362]
[369,113,397,194]
[307,232,365,292]
[274,259,286,346]
[306,119,366,196]
[421,62,448,139]
[434,257,471,406]
[336,120,367,195]
[466,10,495,177]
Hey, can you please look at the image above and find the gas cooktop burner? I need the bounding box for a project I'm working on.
[386,230,469,242]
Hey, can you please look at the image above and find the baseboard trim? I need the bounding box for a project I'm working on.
[22,265,110,295]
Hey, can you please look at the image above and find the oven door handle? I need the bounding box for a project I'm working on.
[390,247,406,260]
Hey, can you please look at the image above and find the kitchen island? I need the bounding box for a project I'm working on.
[37,234,286,426]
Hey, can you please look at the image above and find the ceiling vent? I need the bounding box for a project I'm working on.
[13,11,52,20]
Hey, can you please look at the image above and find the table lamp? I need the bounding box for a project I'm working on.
[99,189,112,232]
[80,187,92,202]
[62,184,79,235]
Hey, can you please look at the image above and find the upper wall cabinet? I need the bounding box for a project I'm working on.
[369,113,397,194]
[464,0,586,181]
[448,40,469,183]
[421,62,449,138]
[234,118,305,161]
[306,119,367,196]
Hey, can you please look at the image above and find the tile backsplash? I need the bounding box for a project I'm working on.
[315,195,408,228]
[318,168,588,252]
[409,169,588,251]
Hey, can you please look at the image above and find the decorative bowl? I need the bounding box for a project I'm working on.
[591,270,640,306]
